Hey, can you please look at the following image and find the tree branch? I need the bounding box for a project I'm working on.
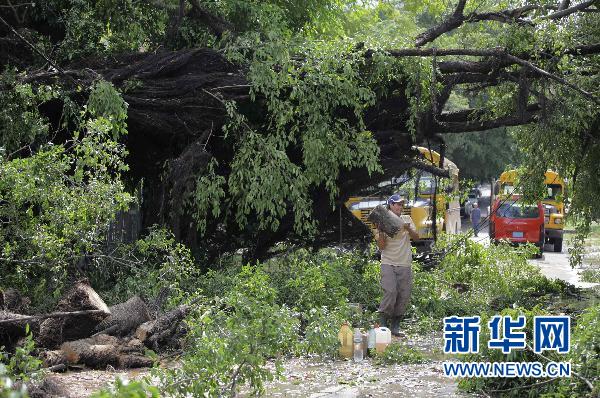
[383,47,600,104]
[414,1,596,47]
[543,0,597,19]
[187,0,234,39]
[0,14,73,83]
[437,104,541,133]
[503,53,599,104]
[415,0,467,47]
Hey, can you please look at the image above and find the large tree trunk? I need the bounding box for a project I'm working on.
[37,280,110,348]
[93,296,151,337]
[57,334,153,369]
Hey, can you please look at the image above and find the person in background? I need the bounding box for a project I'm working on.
[374,194,419,337]
[470,202,481,237]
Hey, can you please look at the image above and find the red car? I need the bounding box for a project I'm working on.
[490,196,545,256]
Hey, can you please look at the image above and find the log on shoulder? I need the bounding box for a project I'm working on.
[367,205,404,237]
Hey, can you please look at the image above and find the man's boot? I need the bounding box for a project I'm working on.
[390,317,401,336]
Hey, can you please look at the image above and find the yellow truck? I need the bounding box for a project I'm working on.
[496,170,565,252]
[345,147,461,251]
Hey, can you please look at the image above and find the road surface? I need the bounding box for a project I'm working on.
[462,187,598,289]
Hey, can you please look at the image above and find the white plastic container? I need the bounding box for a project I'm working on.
[374,327,392,353]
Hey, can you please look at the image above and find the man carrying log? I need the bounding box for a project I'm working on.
[373,195,418,337]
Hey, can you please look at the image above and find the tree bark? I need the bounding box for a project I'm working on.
[93,296,151,337]
[367,205,404,237]
[59,334,153,369]
[37,280,110,349]
[135,303,191,349]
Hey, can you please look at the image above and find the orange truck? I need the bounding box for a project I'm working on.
[496,170,565,252]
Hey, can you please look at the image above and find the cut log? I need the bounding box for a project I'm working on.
[94,296,151,337]
[60,334,120,368]
[40,350,68,368]
[135,321,155,342]
[58,334,151,369]
[37,280,110,348]
[135,303,191,348]
[367,205,405,236]
[117,354,154,368]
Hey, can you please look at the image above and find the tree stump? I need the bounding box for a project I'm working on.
[367,205,405,236]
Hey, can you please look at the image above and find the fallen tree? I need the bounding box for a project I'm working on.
[0,1,598,264]
[1,283,187,370]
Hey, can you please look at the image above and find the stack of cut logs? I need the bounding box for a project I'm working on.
[0,280,191,370]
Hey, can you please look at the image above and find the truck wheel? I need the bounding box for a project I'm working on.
[554,238,563,253]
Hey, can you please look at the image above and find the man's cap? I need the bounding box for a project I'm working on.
[387,194,407,205]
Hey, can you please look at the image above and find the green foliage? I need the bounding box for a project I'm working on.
[295,306,346,358]
[445,128,522,181]
[159,266,299,397]
[581,268,600,284]
[43,0,167,60]
[373,342,427,365]
[90,378,160,398]
[0,71,56,153]
[0,331,42,384]
[88,227,200,306]
[563,304,600,396]
[215,38,386,235]
[262,250,350,313]
[195,249,379,359]
[410,234,566,324]
[0,80,132,307]
[0,365,28,398]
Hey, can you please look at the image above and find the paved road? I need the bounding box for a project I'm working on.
[530,240,598,289]
[462,214,598,289]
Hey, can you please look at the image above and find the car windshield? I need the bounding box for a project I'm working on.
[497,203,539,219]
[501,183,516,195]
[349,200,387,210]
[545,184,563,200]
